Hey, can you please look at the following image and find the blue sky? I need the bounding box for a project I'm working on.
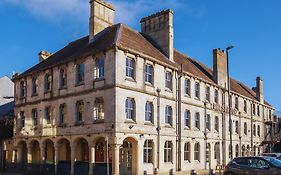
[0,0,280,111]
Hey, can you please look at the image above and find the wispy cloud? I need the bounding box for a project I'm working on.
[0,0,200,27]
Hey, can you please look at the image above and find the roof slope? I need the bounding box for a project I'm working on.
[17,23,271,107]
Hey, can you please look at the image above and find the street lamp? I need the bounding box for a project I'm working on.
[226,45,234,160]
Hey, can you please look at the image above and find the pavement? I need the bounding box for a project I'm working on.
[0,170,223,175]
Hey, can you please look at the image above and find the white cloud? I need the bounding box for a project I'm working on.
[1,0,196,28]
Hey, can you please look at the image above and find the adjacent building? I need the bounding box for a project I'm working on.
[9,0,274,175]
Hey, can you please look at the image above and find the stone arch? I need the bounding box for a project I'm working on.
[57,138,71,161]
[42,139,55,164]
[75,138,89,162]
[29,140,41,163]
[17,140,27,164]
[120,137,138,175]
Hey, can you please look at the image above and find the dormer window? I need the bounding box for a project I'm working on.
[95,57,105,79]
[44,74,52,92]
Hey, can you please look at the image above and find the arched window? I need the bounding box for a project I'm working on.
[184,142,190,162]
[164,141,173,163]
[165,106,172,125]
[143,140,153,163]
[19,81,26,98]
[145,102,153,122]
[194,142,200,161]
[184,110,190,128]
[95,57,105,78]
[242,145,245,156]
[126,98,135,120]
[31,77,38,95]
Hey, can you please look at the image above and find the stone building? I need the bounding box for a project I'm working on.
[10,0,274,175]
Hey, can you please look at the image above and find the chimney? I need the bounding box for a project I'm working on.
[140,9,174,61]
[39,51,52,62]
[213,48,228,88]
[89,0,115,42]
[256,76,264,103]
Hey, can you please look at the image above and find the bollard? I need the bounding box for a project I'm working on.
[209,169,216,175]
[169,169,175,175]
[191,169,197,175]
[154,168,159,175]
[144,170,148,175]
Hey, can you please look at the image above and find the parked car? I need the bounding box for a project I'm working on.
[262,153,281,158]
[223,156,281,175]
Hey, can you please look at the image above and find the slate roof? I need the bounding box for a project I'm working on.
[0,101,14,120]
[16,23,272,107]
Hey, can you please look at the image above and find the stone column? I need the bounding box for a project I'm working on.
[40,142,46,164]
[70,142,76,175]
[112,144,120,175]
[89,145,94,175]
[27,144,32,164]
[54,142,59,175]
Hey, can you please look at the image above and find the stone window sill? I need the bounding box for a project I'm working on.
[125,77,136,82]
[58,123,67,127]
[93,119,105,124]
[75,82,85,87]
[74,121,85,126]
[144,121,154,126]
[125,119,136,124]
[94,77,105,82]
[59,86,67,90]
[144,82,154,87]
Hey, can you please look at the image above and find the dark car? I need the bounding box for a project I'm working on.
[223,156,281,175]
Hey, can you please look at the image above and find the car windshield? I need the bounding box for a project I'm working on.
[264,157,281,168]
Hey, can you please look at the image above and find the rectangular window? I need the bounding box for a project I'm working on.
[257,105,260,116]
[32,109,38,126]
[244,100,247,113]
[145,64,153,84]
[145,102,153,122]
[184,79,191,96]
[96,58,105,79]
[126,98,135,120]
[205,86,210,102]
[165,106,173,125]
[214,90,219,104]
[44,107,51,124]
[164,141,173,163]
[143,140,153,163]
[76,101,84,122]
[32,77,38,95]
[19,111,25,129]
[215,116,219,132]
[253,104,256,115]
[59,104,66,125]
[195,112,200,130]
[76,63,85,84]
[59,69,67,88]
[184,143,190,161]
[195,82,200,99]
[44,74,52,92]
[206,114,210,131]
[19,81,26,98]
[94,98,104,121]
[184,110,190,128]
[165,71,172,90]
[126,57,135,79]
[235,97,239,110]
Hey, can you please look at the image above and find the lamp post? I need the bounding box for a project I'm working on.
[226,45,234,160]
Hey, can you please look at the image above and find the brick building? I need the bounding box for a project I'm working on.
[9,0,274,175]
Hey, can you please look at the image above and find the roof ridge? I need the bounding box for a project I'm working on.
[114,23,123,45]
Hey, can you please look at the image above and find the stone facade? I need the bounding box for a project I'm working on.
[9,0,275,175]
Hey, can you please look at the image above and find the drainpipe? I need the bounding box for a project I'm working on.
[239,112,242,156]
[222,90,226,166]
[177,66,183,171]
[156,88,161,170]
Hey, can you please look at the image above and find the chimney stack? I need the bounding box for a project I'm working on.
[89,0,115,42]
[213,49,228,88]
[39,51,52,62]
[140,9,174,61]
[256,76,264,103]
